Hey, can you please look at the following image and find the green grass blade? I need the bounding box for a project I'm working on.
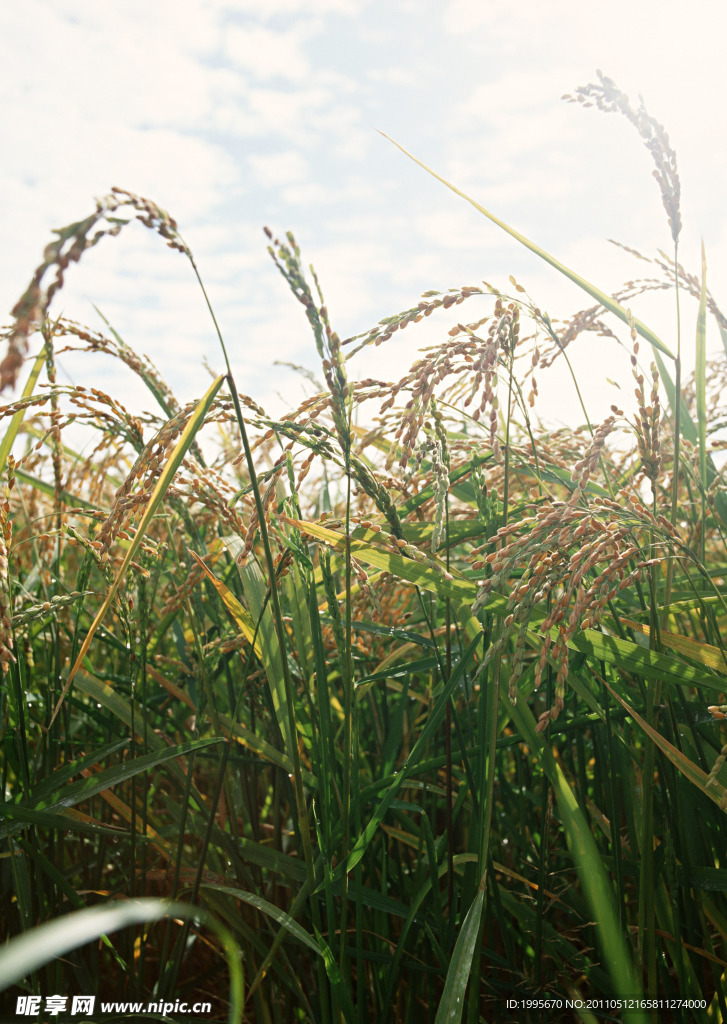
[620,618,727,672]
[0,804,136,841]
[0,900,244,1023]
[380,132,674,360]
[508,696,646,1020]
[434,889,484,1024]
[202,883,319,953]
[696,242,708,561]
[26,738,222,813]
[237,555,293,754]
[549,762,643,1011]
[313,926,357,1024]
[1,736,224,840]
[29,739,128,802]
[329,632,480,881]
[71,672,166,747]
[72,668,298,777]
[567,627,726,691]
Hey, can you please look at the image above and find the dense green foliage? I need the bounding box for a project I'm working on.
[2,75,727,1022]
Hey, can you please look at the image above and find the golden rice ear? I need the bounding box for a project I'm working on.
[564,70,681,244]
[2,190,191,394]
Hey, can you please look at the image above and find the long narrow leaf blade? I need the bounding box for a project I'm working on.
[696,241,708,494]
[0,900,244,1023]
[604,680,727,807]
[329,632,481,881]
[0,349,46,475]
[188,548,262,656]
[380,132,674,360]
[508,697,646,1019]
[53,374,225,721]
[434,890,484,1024]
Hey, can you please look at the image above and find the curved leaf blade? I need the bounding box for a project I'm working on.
[0,899,244,1023]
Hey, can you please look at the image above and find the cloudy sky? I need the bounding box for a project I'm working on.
[2,0,726,431]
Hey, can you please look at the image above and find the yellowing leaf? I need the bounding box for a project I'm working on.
[188,549,262,658]
[621,618,727,674]
[53,375,225,723]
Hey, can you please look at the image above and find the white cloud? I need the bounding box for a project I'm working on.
[1,1,222,127]
[2,0,726,438]
[240,81,360,145]
[248,150,310,188]
[226,0,359,16]
[367,68,419,87]
[225,23,314,81]
[280,181,332,206]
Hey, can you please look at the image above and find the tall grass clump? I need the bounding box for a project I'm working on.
[1,72,727,1023]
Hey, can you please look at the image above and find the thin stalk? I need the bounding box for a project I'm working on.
[339,456,356,1006]
[502,360,513,530]
[189,260,320,946]
[136,576,150,999]
[445,498,454,915]
[599,664,624,932]
[466,654,499,1024]
[533,620,553,989]
[545,315,595,437]
[664,240,682,610]
[637,487,662,996]
[639,240,681,1002]
[468,335,516,1021]
[445,701,454,919]
[545,316,617,500]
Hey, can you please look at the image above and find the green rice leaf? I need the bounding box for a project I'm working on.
[620,618,727,673]
[314,926,356,1024]
[508,696,646,1020]
[29,738,222,811]
[434,890,484,1024]
[0,900,244,1023]
[566,627,726,691]
[202,883,319,953]
[0,804,133,841]
[327,632,481,882]
[380,132,674,360]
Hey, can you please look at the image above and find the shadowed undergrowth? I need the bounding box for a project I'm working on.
[1,73,727,1024]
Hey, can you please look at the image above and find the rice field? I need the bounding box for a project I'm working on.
[1,73,726,1023]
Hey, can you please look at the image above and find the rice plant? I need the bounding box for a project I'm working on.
[1,73,726,1023]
